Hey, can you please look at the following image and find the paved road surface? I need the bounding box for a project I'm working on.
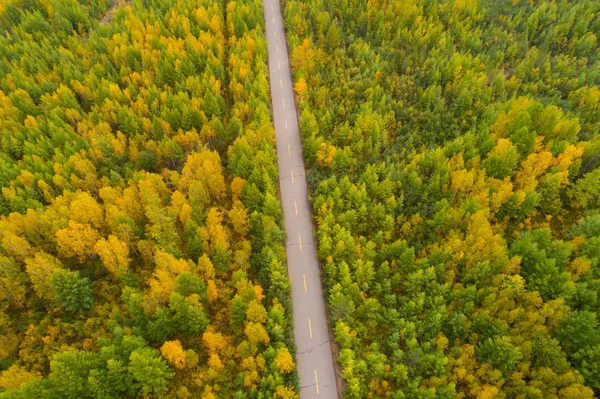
[262,1,339,398]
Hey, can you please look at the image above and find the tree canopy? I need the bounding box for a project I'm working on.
[0,0,297,397]
[284,0,600,397]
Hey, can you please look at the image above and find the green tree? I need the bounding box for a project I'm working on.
[50,269,94,314]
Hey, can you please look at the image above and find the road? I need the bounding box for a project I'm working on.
[261,1,339,398]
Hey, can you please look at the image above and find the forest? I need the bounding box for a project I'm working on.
[0,0,298,398]
[283,0,600,397]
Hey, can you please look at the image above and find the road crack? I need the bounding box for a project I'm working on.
[297,339,331,355]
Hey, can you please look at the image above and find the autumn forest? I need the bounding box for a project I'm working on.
[0,0,599,398]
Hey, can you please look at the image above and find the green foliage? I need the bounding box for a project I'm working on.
[50,269,94,314]
[127,347,173,397]
[476,336,523,376]
[0,0,296,397]
[285,0,600,396]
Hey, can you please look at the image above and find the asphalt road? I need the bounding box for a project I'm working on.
[262,1,339,398]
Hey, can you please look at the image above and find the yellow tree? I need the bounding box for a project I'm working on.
[24,252,62,300]
[144,250,190,311]
[179,150,227,206]
[1,232,31,261]
[0,365,41,391]
[55,221,100,263]
[231,177,246,201]
[294,77,308,101]
[161,340,187,369]
[275,385,298,399]
[94,235,131,276]
[228,200,249,237]
[244,322,270,346]
[69,191,104,229]
[203,329,227,352]
[274,347,295,374]
[0,256,27,306]
[200,208,230,255]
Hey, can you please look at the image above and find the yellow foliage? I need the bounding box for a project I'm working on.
[244,369,259,389]
[207,279,218,303]
[198,254,215,279]
[450,169,476,193]
[274,347,295,374]
[490,182,514,212]
[94,235,130,276]
[229,200,249,236]
[200,208,230,253]
[477,386,499,399]
[0,365,41,390]
[208,353,224,370]
[253,285,264,302]
[489,137,516,158]
[1,233,31,260]
[244,322,270,345]
[245,300,267,324]
[231,177,246,201]
[24,252,62,300]
[462,211,506,267]
[56,220,100,263]
[144,250,190,311]
[274,385,298,399]
[203,330,227,352]
[161,340,187,369]
[179,150,227,204]
[295,77,308,101]
[316,143,337,168]
[170,190,193,225]
[291,39,317,76]
[554,144,584,184]
[567,257,591,280]
[514,151,553,192]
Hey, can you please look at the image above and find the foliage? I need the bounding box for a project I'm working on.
[0,0,297,397]
[284,0,600,397]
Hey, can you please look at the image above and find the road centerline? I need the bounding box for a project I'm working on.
[262,1,340,397]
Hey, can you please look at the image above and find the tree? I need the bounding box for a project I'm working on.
[509,229,574,300]
[274,347,295,374]
[325,22,342,51]
[274,385,298,399]
[55,220,100,263]
[94,235,130,277]
[160,340,187,369]
[50,269,94,313]
[0,365,41,391]
[556,311,600,354]
[24,251,63,300]
[244,322,270,346]
[128,348,174,397]
[69,191,103,229]
[476,336,523,376]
